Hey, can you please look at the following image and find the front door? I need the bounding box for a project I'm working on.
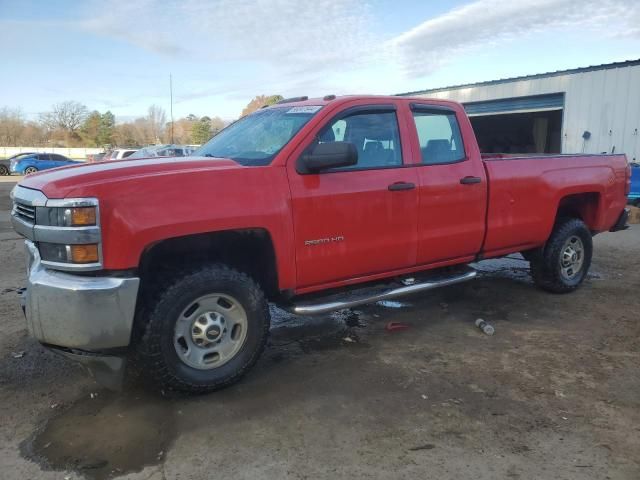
[287,106,419,290]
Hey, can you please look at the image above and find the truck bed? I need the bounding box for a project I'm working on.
[480,153,629,258]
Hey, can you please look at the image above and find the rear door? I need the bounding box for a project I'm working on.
[287,104,419,290]
[408,104,487,265]
[50,154,71,166]
[36,154,54,169]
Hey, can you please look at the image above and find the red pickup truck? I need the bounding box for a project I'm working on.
[11,95,630,392]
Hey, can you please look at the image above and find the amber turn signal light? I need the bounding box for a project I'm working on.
[70,207,96,226]
[69,244,99,263]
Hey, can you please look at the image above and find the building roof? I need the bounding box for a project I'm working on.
[397,59,640,96]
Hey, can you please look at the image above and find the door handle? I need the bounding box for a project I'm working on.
[388,181,416,191]
[460,176,482,185]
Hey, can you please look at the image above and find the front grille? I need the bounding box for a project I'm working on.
[13,202,36,224]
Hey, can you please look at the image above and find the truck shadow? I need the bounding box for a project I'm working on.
[21,266,557,480]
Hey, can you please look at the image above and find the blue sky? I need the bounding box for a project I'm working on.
[1,0,639,122]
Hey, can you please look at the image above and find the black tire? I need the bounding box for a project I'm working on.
[24,166,38,175]
[138,264,270,393]
[0,165,8,176]
[529,218,593,293]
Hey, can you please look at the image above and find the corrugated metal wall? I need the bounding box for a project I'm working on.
[411,64,640,162]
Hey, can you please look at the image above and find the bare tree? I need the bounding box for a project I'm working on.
[209,116,226,134]
[147,105,166,143]
[0,108,25,146]
[40,101,89,134]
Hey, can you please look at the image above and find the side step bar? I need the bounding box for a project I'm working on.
[290,267,477,315]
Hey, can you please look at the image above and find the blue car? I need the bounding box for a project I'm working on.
[10,152,80,175]
[630,164,640,206]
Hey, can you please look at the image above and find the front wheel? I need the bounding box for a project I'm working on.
[0,165,8,176]
[24,166,38,175]
[138,264,270,393]
[530,218,593,293]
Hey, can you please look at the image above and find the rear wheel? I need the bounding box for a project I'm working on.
[24,166,38,175]
[0,165,8,176]
[530,218,593,293]
[138,264,270,393]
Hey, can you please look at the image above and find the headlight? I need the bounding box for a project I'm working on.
[36,206,97,226]
[11,187,103,271]
[39,242,100,264]
[34,198,102,270]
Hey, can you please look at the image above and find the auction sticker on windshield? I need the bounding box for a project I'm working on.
[286,106,322,114]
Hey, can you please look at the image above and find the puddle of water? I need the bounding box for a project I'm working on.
[342,310,366,328]
[377,300,410,309]
[269,306,369,354]
[24,390,175,480]
[472,258,532,283]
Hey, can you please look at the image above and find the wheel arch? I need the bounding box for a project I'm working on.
[138,228,280,300]
[554,191,602,230]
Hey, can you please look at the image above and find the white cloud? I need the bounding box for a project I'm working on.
[389,0,640,76]
[7,0,638,115]
[79,0,376,71]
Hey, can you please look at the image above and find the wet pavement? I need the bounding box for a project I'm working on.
[1,181,639,479]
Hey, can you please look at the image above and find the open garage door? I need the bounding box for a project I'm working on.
[464,94,564,154]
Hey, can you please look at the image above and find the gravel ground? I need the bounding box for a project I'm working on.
[0,180,638,480]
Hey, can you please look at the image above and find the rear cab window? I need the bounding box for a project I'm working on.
[411,106,466,165]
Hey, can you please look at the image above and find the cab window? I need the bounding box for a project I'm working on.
[412,110,465,165]
[315,111,402,170]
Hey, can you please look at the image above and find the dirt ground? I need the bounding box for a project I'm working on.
[0,179,638,480]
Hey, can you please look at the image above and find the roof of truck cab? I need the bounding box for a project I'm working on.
[270,95,460,108]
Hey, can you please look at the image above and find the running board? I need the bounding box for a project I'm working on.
[289,267,477,315]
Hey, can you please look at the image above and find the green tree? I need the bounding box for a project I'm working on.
[97,111,115,146]
[191,118,212,144]
[80,111,102,146]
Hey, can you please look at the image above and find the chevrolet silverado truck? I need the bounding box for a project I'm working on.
[11,95,631,392]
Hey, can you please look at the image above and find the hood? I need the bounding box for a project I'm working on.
[18,156,243,198]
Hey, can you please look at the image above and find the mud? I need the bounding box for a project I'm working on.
[1,181,639,480]
[24,391,175,480]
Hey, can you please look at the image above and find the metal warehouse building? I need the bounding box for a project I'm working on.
[399,59,640,163]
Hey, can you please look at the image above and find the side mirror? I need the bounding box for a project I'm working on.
[298,142,358,173]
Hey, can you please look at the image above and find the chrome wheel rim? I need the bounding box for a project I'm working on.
[559,235,584,281]
[174,293,248,370]
[24,167,37,175]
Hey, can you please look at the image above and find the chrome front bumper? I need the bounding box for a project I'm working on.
[23,240,140,351]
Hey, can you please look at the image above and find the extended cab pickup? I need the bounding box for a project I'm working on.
[11,95,631,392]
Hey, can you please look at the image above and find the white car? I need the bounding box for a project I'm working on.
[104,149,138,161]
[128,145,196,159]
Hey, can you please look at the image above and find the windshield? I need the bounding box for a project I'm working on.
[193,106,322,166]
[11,153,35,160]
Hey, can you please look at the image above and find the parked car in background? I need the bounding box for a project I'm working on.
[86,152,108,163]
[0,159,11,176]
[1,153,38,175]
[127,144,196,159]
[103,149,138,161]
[630,164,640,206]
[10,153,81,175]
